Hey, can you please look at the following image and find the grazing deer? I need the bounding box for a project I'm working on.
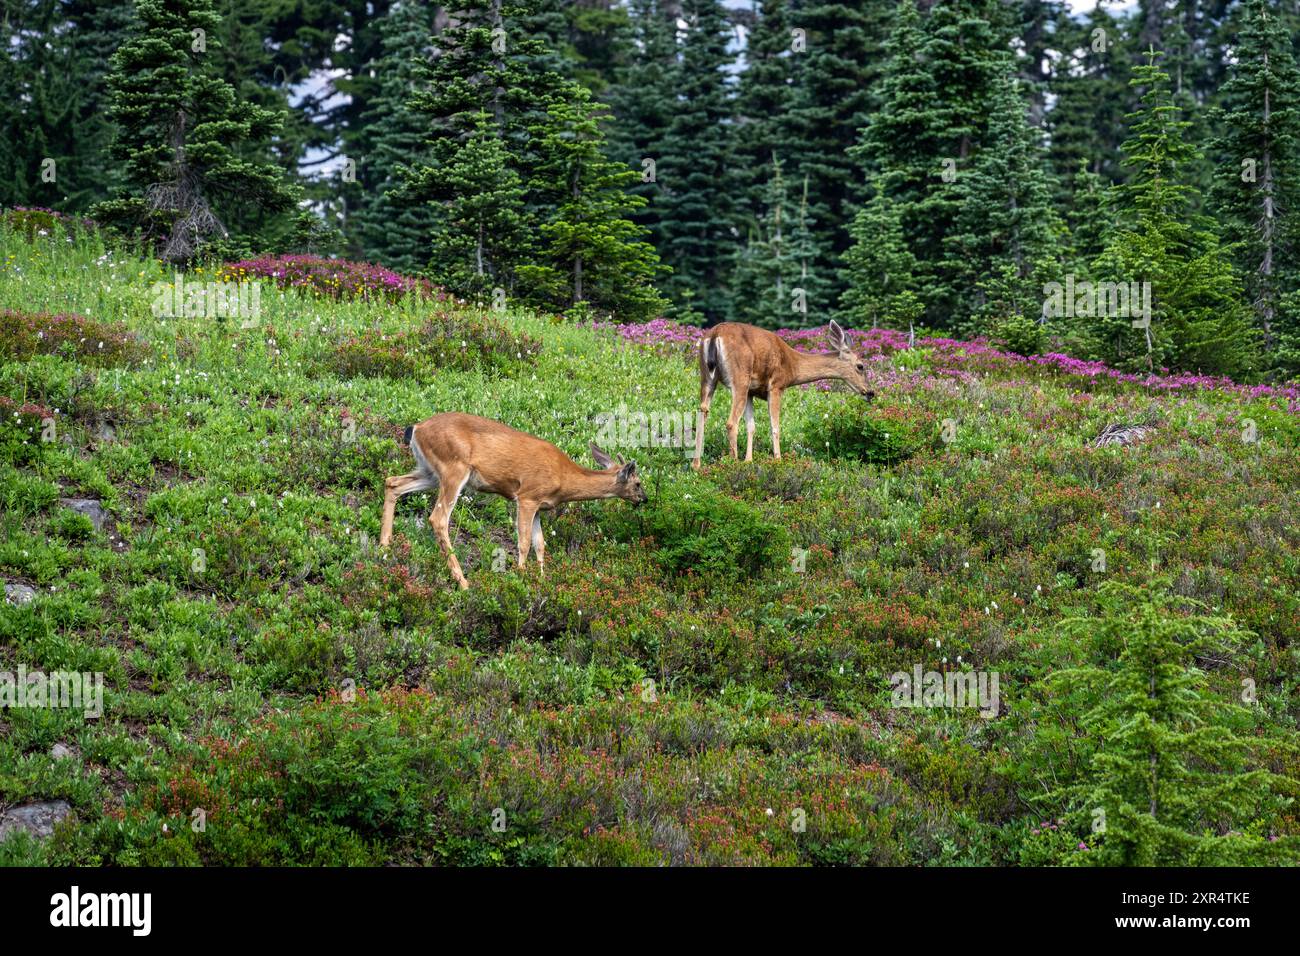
[379,413,647,590]
[692,320,875,468]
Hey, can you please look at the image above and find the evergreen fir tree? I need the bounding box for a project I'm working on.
[0,0,130,211]
[350,0,439,271]
[843,0,1007,330]
[403,0,569,291]
[787,171,833,328]
[516,87,666,320]
[1064,158,1110,270]
[1031,583,1299,866]
[656,0,738,322]
[842,177,918,333]
[733,0,796,242]
[606,0,678,252]
[730,157,830,328]
[782,0,890,310]
[948,71,1063,332]
[1012,0,1068,129]
[1046,3,1132,211]
[1093,51,1257,375]
[406,109,527,298]
[91,0,300,261]
[729,156,791,329]
[1208,0,1300,362]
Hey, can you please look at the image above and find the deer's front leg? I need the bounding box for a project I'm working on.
[768,389,783,459]
[430,467,470,590]
[515,500,538,570]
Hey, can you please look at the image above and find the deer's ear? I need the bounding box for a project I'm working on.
[617,461,637,483]
[828,319,849,352]
[590,442,615,469]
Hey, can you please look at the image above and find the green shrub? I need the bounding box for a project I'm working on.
[0,309,147,366]
[625,481,790,581]
[806,399,918,466]
[990,312,1049,357]
[711,455,829,502]
[50,509,95,542]
[0,396,55,465]
[327,310,541,381]
[1012,582,1300,866]
[1,206,95,239]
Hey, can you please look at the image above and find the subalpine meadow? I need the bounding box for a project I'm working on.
[1,217,1297,866]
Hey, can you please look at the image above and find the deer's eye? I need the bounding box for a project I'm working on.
[856,363,864,371]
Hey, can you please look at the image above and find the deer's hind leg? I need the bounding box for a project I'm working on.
[725,387,748,461]
[531,511,546,574]
[429,464,472,590]
[380,470,437,547]
[743,397,756,461]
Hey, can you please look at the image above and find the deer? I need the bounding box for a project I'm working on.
[692,319,875,468]
[378,412,647,590]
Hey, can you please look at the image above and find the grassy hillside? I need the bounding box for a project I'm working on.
[2,221,1298,866]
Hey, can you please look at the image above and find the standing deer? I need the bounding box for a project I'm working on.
[379,412,647,590]
[692,319,875,468]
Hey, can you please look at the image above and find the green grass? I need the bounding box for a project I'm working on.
[1,224,1297,866]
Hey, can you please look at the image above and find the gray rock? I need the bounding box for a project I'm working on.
[1093,423,1154,448]
[4,582,36,606]
[50,743,75,760]
[93,421,116,444]
[59,498,110,532]
[0,800,72,841]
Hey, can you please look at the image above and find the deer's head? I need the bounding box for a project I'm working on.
[827,320,876,401]
[590,443,648,505]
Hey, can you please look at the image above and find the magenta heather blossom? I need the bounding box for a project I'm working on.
[596,319,1299,411]
[220,254,446,304]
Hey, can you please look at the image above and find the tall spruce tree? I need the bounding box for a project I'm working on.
[1031,583,1299,866]
[781,0,890,313]
[729,155,792,330]
[1012,0,1068,128]
[407,109,527,298]
[0,0,131,211]
[842,176,919,334]
[733,0,796,247]
[516,87,666,320]
[91,0,300,261]
[350,0,439,270]
[1092,51,1257,375]
[606,0,678,252]
[1046,3,1132,211]
[948,70,1063,332]
[656,0,738,322]
[1066,158,1110,268]
[843,0,1008,330]
[404,0,568,292]
[1209,0,1300,366]
[731,157,830,328]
